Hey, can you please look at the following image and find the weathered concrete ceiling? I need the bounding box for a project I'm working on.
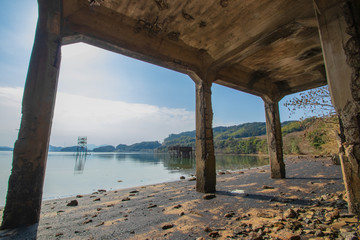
[62,0,327,100]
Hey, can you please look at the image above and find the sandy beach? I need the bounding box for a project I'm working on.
[0,156,359,239]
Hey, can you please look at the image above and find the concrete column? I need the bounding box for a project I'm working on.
[264,100,285,179]
[1,0,62,229]
[191,74,216,193]
[315,0,360,215]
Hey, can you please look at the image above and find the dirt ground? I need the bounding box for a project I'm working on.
[0,156,359,239]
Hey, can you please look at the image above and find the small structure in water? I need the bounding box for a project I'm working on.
[168,145,193,158]
[75,136,88,174]
[77,136,88,156]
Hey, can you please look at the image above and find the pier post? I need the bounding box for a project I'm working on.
[264,99,285,179]
[1,0,62,229]
[191,73,216,193]
[315,0,360,215]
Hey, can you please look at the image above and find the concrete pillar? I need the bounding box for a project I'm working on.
[1,0,62,229]
[315,0,360,215]
[191,74,216,193]
[264,100,285,179]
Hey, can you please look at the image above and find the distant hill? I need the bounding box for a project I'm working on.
[87,144,100,151]
[116,141,161,152]
[60,146,79,152]
[0,146,13,151]
[49,145,63,152]
[56,141,161,153]
[93,145,116,152]
[157,121,305,154]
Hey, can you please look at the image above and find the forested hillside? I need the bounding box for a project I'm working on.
[49,118,338,155]
[157,121,309,154]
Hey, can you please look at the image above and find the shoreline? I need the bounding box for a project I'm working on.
[2,156,357,239]
[0,153,270,208]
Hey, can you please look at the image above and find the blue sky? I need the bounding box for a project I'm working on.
[0,1,302,147]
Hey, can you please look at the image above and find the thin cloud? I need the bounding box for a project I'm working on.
[0,87,195,147]
[58,43,136,101]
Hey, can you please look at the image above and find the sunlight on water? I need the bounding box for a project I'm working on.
[0,151,268,206]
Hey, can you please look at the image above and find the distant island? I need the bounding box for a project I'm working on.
[0,117,337,156]
[0,146,13,151]
[57,141,162,153]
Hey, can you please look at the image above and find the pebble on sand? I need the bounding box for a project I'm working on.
[66,200,78,207]
[203,194,216,200]
[162,223,174,230]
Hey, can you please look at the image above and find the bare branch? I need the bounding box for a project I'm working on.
[283,86,336,119]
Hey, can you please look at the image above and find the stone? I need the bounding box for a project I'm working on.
[290,221,302,230]
[262,185,274,189]
[188,177,196,181]
[248,231,263,240]
[304,218,312,224]
[208,231,220,237]
[288,235,301,240]
[162,223,174,230]
[174,204,182,209]
[342,217,359,223]
[180,176,185,179]
[93,198,101,201]
[95,222,104,227]
[273,230,299,240]
[66,200,78,207]
[148,204,157,208]
[204,226,212,232]
[284,209,297,219]
[98,189,106,193]
[314,230,324,237]
[330,221,346,230]
[122,197,131,201]
[83,219,92,224]
[224,212,235,218]
[340,232,358,240]
[129,190,139,193]
[273,222,285,230]
[203,194,216,200]
[76,195,83,198]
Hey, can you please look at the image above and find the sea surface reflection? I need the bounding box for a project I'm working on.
[0,151,268,206]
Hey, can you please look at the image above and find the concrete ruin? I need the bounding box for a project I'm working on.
[1,0,359,229]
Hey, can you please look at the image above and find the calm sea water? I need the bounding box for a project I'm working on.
[0,151,268,206]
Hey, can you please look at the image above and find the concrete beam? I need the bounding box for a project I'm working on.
[215,65,279,99]
[62,4,213,76]
[1,0,62,229]
[315,0,360,215]
[264,100,285,179]
[190,73,216,193]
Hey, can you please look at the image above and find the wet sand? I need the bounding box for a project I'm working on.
[0,156,358,239]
